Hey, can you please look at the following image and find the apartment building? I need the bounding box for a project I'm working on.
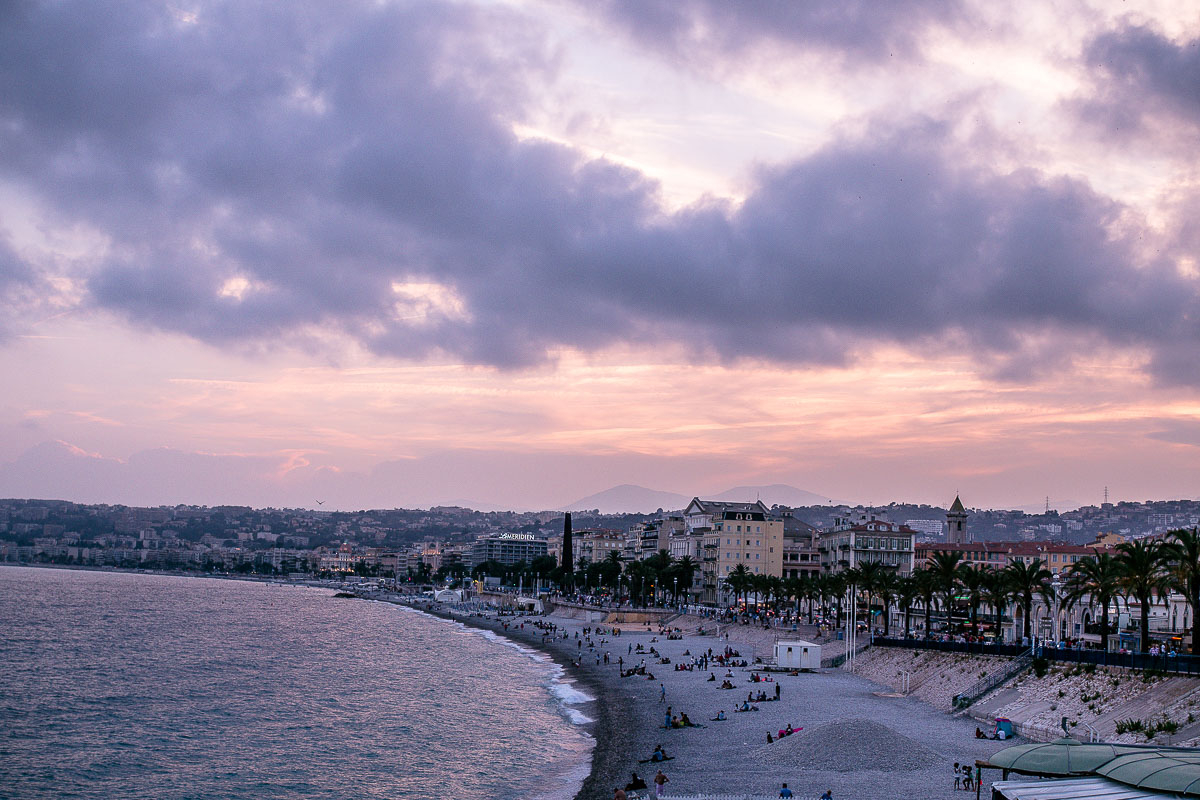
[685,498,784,604]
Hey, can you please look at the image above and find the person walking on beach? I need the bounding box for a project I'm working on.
[653,769,669,798]
[659,683,666,703]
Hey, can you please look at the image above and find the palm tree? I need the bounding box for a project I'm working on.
[895,575,919,638]
[876,570,899,636]
[981,567,1011,641]
[855,561,888,631]
[914,568,938,637]
[602,550,624,592]
[1003,559,1053,643]
[672,555,697,603]
[1063,553,1121,652]
[958,565,987,636]
[929,551,965,632]
[750,573,772,612]
[828,573,848,627]
[1117,539,1169,654]
[727,563,752,610]
[625,560,649,607]
[1162,527,1200,655]
[645,549,673,605]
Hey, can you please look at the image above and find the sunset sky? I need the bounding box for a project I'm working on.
[1,0,1198,511]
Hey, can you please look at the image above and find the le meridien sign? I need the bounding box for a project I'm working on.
[496,533,536,541]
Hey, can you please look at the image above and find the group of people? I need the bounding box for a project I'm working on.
[766,723,801,743]
[613,768,669,799]
[953,762,977,791]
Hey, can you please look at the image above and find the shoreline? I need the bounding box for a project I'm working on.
[395,599,634,800]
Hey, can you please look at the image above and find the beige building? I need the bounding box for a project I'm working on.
[818,516,917,575]
[685,498,784,605]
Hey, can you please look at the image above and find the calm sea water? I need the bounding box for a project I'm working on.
[0,567,593,800]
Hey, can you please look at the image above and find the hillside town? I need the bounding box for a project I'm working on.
[3,493,1200,655]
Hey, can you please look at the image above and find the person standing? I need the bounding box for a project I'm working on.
[653,769,670,798]
[778,783,793,798]
[775,682,781,700]
[659,683,666,703]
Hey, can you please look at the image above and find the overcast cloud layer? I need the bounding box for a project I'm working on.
[0,0,1197,382]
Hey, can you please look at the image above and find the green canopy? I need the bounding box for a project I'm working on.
[1096,751,1200,797]
[985,739,1143,777]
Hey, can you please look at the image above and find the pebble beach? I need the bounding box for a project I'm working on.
[425,601,1016,800]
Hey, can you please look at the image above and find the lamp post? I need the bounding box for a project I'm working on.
[674,576,678,609]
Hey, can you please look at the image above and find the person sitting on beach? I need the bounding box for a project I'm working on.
[720,680,734,690]
[711,709,727,721]
[670,715,682,728]
[975,727,987,739]
[708,673,716,681]
[680,713,695,727]
[625,773,647,791]
[767,732,774,743]
[613,788,626,800]
[785,723,793,736]
[757,691,768,702]
[818,791,832,800]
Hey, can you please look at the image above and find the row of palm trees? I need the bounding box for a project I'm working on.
[470,527,1200,655]
[828,528,1200,655]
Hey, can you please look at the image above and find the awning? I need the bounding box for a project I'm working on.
[983,738,1142,777]
[992,776,1178,800]
[1096,751,1200,796]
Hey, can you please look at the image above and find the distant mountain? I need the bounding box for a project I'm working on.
[709,484,834,507]
[562,484,690,514]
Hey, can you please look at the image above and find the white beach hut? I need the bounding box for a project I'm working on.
[434,588,463,603]
[773,639,821,670]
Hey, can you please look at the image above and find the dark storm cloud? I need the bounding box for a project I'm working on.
[1075,21,1200,138]
[569,0,971,68]
[1,1,1198,379]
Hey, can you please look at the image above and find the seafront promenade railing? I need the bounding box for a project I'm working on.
[872,636,1200,676]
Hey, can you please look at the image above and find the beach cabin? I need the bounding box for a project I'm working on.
[515,596,543,614]
[774,639,820,670]
[434,589,462,603]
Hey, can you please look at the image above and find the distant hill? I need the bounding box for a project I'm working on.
[562,484,689,514]
[709,484,834,507]
[561,482,834,514]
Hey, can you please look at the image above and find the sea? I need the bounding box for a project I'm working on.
[0,566,594,800]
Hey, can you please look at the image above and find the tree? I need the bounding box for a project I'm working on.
[876,569,899,637]
[1003,559,1053,643]
[561,513,573,591]
[672,556,697,603]
[957,565,987,637]
[1162,528,1200,656]
[646,550,673,605]
[727,563,752,609]
[894,575,919,638]
[1062,554,1120,652]
[1117,539,1169,654]
[981,567,1011,640]
[913,568,938,637]
[601,550,623,591]
[928,551,965,632]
